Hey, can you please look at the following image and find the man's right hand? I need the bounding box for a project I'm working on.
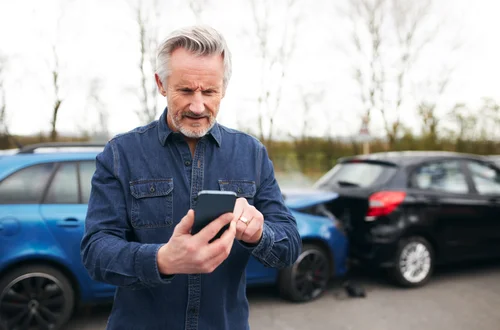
[156,209,236,275]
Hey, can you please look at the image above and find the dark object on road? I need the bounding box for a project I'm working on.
[314,151,500,287]
[343,280,366,298]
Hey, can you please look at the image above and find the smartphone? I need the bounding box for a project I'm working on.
[192,190,237,241]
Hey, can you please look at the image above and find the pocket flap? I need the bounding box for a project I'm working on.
[218,180,256,198]
[130,179,173,199]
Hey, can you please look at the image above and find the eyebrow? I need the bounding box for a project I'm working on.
[176,84,220,90]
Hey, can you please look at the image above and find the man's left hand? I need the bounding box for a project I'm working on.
[232,197,264,244]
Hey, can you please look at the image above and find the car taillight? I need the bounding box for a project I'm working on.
[366,191,406,219]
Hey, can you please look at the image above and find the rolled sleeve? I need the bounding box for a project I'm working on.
[250,223,274,259]
[135,244,175,286]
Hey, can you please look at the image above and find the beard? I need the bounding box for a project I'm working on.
[171,110,216,138]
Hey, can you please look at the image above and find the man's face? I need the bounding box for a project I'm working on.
[156,47,225,138]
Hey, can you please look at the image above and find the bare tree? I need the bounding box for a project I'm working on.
[417,102,439,148]
[88,78,109,139]
[47,0,80,141]
[131,0,161,124]
[293,88,325,172]
[389,0,436,143]
[349,0,385,134]
[247,0,301,145]
[345,0,439,148]
[446,103,477,153]
[297,88,325,140]
[480,98,500,140]
[416,66,454,147]
[50,43,64,141]
[466,98,500,142]
[42,1,71,143]
[0,54,7,133]
[0,54,9,148]
[0,54,23,149]
[0,89,5,134]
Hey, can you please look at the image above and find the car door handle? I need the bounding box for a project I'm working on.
[56,218,80,227]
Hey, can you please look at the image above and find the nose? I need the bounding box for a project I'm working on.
[189,92,205,114]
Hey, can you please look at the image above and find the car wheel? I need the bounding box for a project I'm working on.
[278,243,331,302]
[0,264,75,330]
[390,236,434,287]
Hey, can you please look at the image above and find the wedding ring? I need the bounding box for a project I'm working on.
[239,216,249,224]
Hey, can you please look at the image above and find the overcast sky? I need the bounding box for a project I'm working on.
[0,0,499,139]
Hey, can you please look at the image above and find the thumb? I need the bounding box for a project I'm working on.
[174,209,195,235]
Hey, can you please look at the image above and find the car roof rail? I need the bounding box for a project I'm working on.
[18,142,107,154]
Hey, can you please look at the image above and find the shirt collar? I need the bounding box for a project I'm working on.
[157,107,222,147]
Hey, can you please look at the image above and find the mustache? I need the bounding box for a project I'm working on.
[181,111,210,118]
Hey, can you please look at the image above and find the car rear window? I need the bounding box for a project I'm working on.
[314,161,397,189]
[0,163,56,204]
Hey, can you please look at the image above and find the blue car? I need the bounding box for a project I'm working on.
[0,143,348,330]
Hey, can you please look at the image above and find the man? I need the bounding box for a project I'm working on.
[81,25,301,330]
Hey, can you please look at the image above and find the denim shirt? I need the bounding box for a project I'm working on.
[81,109,301,330]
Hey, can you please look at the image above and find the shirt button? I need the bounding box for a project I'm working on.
[184,160,191,166]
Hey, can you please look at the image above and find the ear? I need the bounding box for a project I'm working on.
[155,73,167,96]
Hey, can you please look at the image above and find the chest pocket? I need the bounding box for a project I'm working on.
[218,180,256,204]
[130,179,174,229]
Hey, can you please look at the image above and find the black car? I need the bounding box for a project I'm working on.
[314,151,500,287]
[487,155,500,168]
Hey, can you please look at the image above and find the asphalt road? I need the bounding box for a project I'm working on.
[65,261,500,330]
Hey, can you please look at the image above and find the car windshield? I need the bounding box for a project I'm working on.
[314,161,395,189]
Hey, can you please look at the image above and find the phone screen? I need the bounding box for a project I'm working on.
[192,190,237,240]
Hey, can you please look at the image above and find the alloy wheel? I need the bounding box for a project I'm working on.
[399,242,432,284]
[0,273,67,330]
[291,248,330,301]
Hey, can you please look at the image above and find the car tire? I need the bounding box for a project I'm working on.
[390,236,434,287]
[278,243,331,302]
[0,264,75,330]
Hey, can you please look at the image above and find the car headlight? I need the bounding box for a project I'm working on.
[300,203,346,235]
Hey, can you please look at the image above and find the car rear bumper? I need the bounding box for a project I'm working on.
[348,235,399,268]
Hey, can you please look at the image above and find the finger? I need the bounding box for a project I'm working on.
[242,214,263,243]
[173,209,195,235]
[203,221,236,262]
[219,220,236,244]
[202,243,233,273]
[209,219,236,247]
[195,212,233,243]
[235,207,253,240]
[235,219,247,240]
[232,198,247,223]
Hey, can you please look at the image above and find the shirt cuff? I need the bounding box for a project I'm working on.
[249,222,274,259]
[135,243,175,286]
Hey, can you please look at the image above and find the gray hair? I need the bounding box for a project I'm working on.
[156,25,232,90]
